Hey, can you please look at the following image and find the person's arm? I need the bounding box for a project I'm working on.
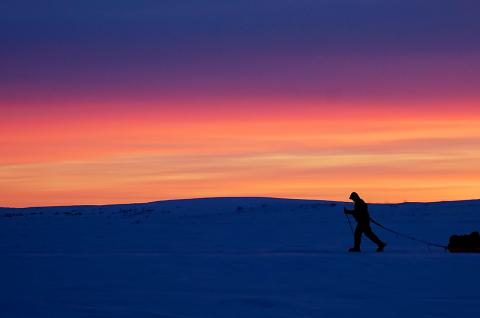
[344,207,353,215]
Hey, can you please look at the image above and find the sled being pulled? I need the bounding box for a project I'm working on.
[448,231,480,253]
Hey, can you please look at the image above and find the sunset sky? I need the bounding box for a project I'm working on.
[1,1,480,207]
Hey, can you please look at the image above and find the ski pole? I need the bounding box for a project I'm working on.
[345,213,354,235]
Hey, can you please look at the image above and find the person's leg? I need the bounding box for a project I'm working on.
[353,225,363,250]
[364,225,384,246]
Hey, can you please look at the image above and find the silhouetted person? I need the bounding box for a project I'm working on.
[344,192,386,252]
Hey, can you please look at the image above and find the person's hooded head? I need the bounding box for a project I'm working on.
[349,192,361,202]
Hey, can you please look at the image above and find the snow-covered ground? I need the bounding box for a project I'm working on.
[1,197,479,317]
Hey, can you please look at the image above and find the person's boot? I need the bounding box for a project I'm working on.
[348,247,361,252]
[376,242,386,252]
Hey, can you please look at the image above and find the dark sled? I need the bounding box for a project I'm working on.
[448,247,480,253]
[448,231,480,253]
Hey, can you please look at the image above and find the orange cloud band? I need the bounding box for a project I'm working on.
[1,99,480,206]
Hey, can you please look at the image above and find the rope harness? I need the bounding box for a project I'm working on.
[370,218,448,250]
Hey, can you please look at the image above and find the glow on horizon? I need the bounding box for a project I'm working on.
[1,99,480,207]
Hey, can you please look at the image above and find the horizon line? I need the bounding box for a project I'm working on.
[2,196,479,209]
